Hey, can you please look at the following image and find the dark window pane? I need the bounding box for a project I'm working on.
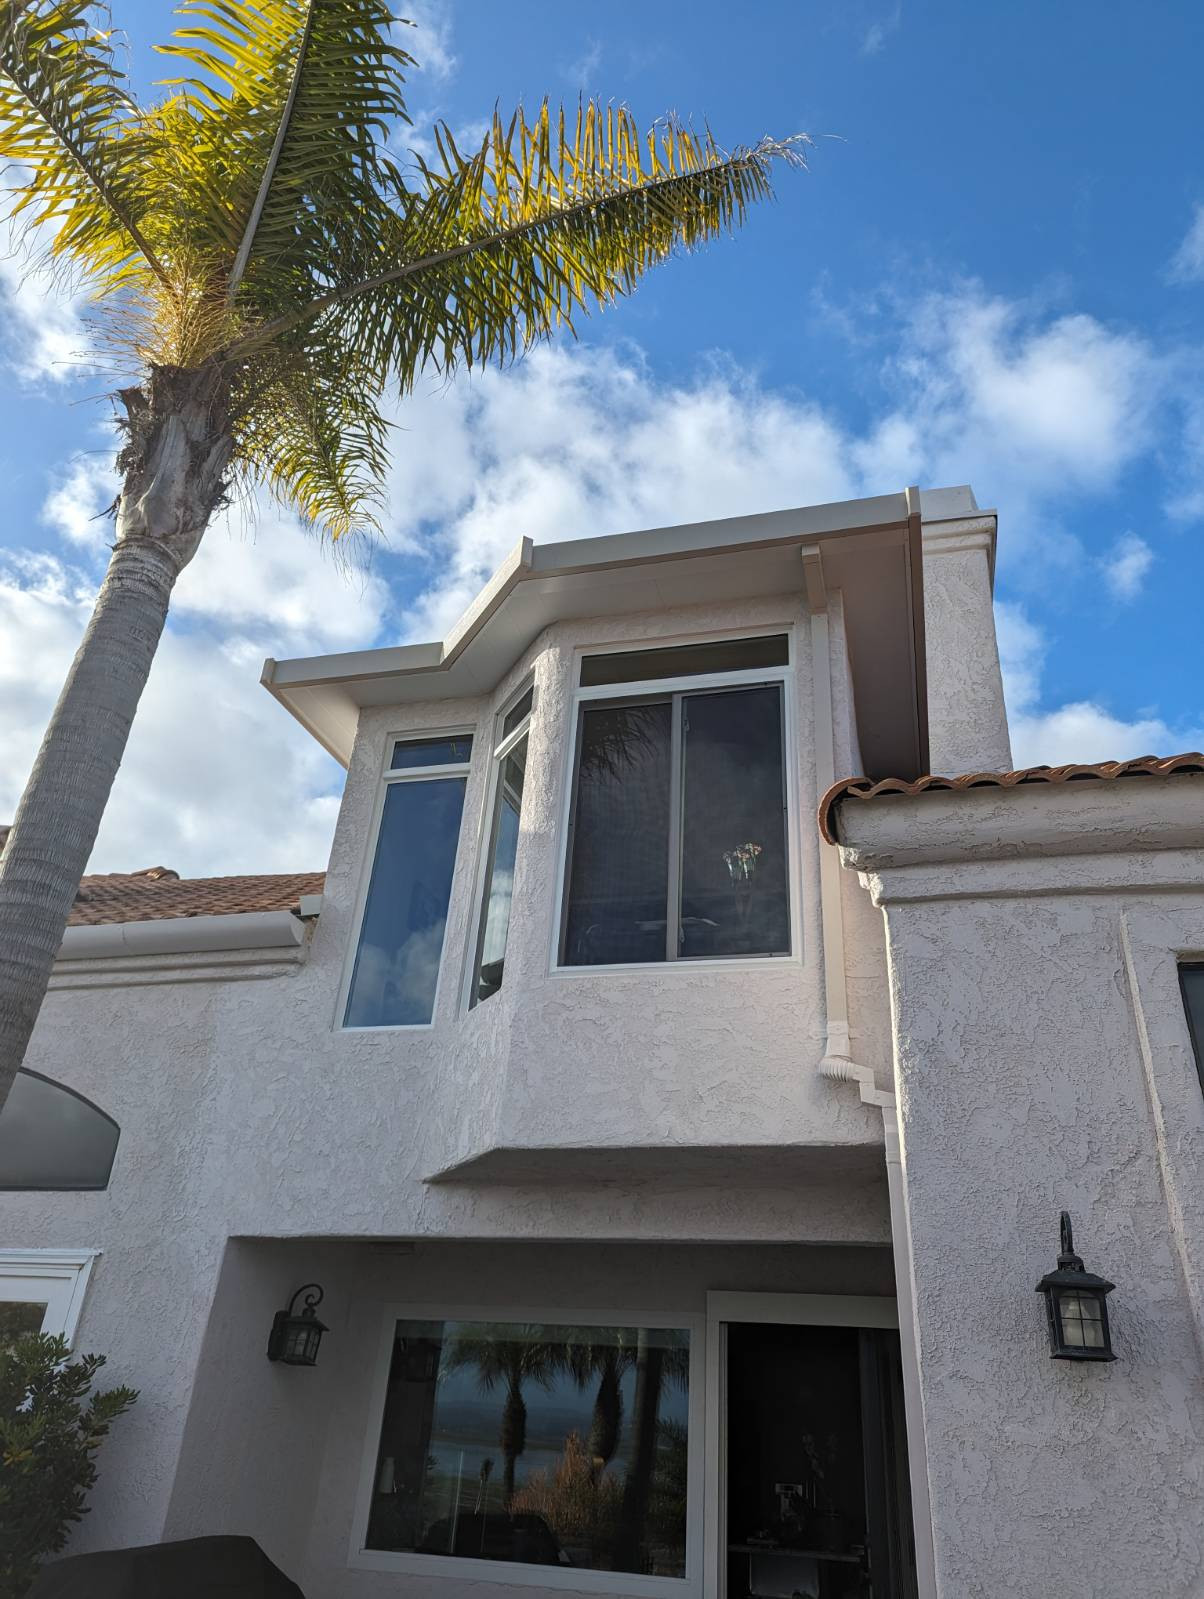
[680,686,790,958]
[1181,966,1204,1092]
[563,701,672,966]
[390,736,473,771]
[580,634,788,687]
[0,1070,119,1190]
[500,687,534,741]
[473,737,528,1005]
[345,777,467,1026]
[366,1319,690,1578]
[0,1302,48,1346]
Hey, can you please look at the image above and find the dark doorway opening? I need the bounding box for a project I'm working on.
[725,1322,917,1599]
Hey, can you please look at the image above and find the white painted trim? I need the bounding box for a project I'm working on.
[335,723,478,1031]
[703,1291,901,1599]
[549,625,803,977]
[348,1302,706,1597]
[1120,906,1204,1364]
[0,1248,99,1347]
[58,911,303,962]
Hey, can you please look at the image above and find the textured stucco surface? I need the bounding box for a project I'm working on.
[919,520,1012,776]
[1,523,1019,1589]
[840,778,1204,1599]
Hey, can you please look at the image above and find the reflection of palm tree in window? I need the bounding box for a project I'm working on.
[446,1326,564,1509]
[565,1327,641,1480]
[612,1329,689,1570]
[576,703,667,783]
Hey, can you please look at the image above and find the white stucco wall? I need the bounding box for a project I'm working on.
[1,519,1020,1579]
[836,775,1204,1599]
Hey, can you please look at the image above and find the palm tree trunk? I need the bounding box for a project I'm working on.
[0,363,231,1111]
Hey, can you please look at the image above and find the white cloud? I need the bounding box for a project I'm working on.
[1100,533,1153,602]
[41,456,119,546]
[383,285,1163,638]
[862,2,902,54]
[563,37,603,86]
[0,251,90,383]
[1168,203,1204,284]
[0,553,345,875]
[998,599,1202,767]
[399,0,457,82]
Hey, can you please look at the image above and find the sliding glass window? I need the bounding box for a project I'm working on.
[344,735,473,1028]
[561,638,792,967]
[470,687,533,1007]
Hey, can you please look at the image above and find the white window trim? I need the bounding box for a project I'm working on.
[348,1301,706,1598]
[461,681,537,1014]
[703,1292,899,1599]
[336,726,478,1033]
[550,624,802,978]
[0,1247,99,1347]
[1120,905,1204,1357]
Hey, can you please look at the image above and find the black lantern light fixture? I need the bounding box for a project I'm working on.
[267,1283,328,1366]
[1036,1212,1116,1362]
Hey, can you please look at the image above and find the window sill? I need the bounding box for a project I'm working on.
[550,953,799,978]
[348,1547,695,1597]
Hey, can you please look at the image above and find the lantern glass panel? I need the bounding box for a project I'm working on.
[1056,1291,1105,1349]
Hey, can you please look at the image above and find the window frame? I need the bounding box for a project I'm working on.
[0,1248,98,1347]
[337,725,478,1033]
[463,681,536,1013]
[348,1300,706,1597]
[551,626,801,977]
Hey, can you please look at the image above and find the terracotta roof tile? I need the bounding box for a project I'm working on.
[818,753,1204,845]
[67,871,325,926]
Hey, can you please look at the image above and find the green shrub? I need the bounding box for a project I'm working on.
[0,1332,137,1599]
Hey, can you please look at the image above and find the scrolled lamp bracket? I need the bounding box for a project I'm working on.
[267,1281,329,1366]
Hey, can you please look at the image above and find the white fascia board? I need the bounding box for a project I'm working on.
[261,486,971,772]
[60,909,305,962]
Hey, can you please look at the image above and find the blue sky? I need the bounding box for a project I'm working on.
[1,0,1202,874]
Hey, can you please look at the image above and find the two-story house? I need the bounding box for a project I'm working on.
[4,485,1204,1599]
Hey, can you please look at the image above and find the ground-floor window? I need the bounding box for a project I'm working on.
[0,1249,97,1347]
[363,1317,691,1579]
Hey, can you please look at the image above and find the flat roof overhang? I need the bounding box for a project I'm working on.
[262,486,978,779]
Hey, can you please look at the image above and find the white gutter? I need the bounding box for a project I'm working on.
[803,541,939,1599]
[59,909,306,962]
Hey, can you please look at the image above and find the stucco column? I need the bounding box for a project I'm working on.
[833,776,1204,1599]
[921,517,1012,775]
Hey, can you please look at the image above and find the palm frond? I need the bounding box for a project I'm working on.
[156,0,412,304]
[0,0,167,286]
[225,102,808,374]
[236,343,389,538]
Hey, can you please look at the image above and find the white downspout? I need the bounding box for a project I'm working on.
[802,544,939,1599]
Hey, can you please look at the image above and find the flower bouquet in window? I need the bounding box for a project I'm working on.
[723,841,763,885]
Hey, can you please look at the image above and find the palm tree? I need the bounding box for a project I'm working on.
[447,1324,564,1509]
[0,0,806,1110]
[612,1328,689,1572]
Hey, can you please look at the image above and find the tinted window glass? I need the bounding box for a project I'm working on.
[390,736,473,771]
[0,1070,119,1191]
[345,777,467,1026]
[680,686,789,958]
[563,701,672,966]
[1181,965,1204,1091]
[500,687,534,741]
[365,1319,690,1577]
[580,634,788,687]
[472,738,527,1005]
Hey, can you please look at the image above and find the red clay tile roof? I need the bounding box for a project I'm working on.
[818,753,1204,845]
[67,871,326,926]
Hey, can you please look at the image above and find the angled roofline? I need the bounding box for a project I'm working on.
[263,486,987,778]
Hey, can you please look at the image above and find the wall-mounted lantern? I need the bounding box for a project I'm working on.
[1036,1213,1116,1362]
[267,1283,328,1366]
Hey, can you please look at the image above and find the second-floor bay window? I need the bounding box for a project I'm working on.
[344,734,474,1028]
[559,636,793,968]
